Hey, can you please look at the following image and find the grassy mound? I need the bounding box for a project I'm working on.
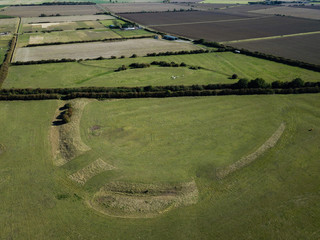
[69,158,115,185]
[90,180,198,218]
[50,99,91,166]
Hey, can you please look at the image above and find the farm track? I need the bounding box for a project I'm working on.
[221,31,320,44]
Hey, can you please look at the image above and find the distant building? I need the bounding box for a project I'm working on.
[163,35,178,41]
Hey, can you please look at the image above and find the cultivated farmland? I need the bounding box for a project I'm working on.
[251,6,320,20]
[22,14,115,24]
[101,3,197,13]
[1,5,102,17]
[122,13,320,42]
[120,11,254,26]
[17,29,121,47]
[0,18,19,33]
[13,38,200,62]
[21,20,105,33]
[230,33,320,65]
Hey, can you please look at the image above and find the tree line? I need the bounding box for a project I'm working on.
[1,79,319,101]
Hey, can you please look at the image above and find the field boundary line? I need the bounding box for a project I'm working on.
[221,31,320,44]
[147,16,271,27]
[216,123,286,179]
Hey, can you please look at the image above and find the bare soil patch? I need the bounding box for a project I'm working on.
[251,6,320,20]
[90,180,198,218]
[147,16,320,42]
[14,38,200,62]
[120,11,252,26]
[50,99,91,167]
[29,36,44,44]
[216,123,286,179]
[69,158,115,185]
[230,33,320,65]
[1,5,102,17]
[102,3,197,13]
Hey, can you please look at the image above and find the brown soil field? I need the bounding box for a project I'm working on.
[132,15,320,42]
[120,11,253,26]
[13,38,201,62]
[230,33,320,65]
[1,5,102,17]
[22,15,114,24]
[251,6,320,20]
[101,3,197,13]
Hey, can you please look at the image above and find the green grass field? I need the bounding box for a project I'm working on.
[0,94,319,239]
[4,52,320,88]
[0,37,10,63]
[100,19,126,27]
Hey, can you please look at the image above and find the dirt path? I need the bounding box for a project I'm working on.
[216,123,286,179]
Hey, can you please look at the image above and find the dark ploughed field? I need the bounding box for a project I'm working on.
[230,33,320,65]
[121,12,320,42]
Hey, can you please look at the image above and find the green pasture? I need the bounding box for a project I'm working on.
[4,52,320,88]
[0,94,319,239]
[100,19,126,27]
[17,29,120,47]
[0,38,9,63]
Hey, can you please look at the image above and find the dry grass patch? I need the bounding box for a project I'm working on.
[90,180,198,218]
[69,158,115,185]
[50,99,92,167]
[216,123,286,179]
[13,38,200,62]
[22,15,114,24]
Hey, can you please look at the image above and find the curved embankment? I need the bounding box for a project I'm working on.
[0,143,4,155]
[69,158,115,185]
[90,180,199,218]
[216,123,286,179]
[50,99,91,166]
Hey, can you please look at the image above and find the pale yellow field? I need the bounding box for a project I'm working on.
[13,38,201,62]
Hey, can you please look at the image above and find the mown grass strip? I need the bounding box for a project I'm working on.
[221,31,320,44]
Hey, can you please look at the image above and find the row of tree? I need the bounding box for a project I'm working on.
[146,49,210,57]
[1,78,319,98]
[0,35,17,88]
